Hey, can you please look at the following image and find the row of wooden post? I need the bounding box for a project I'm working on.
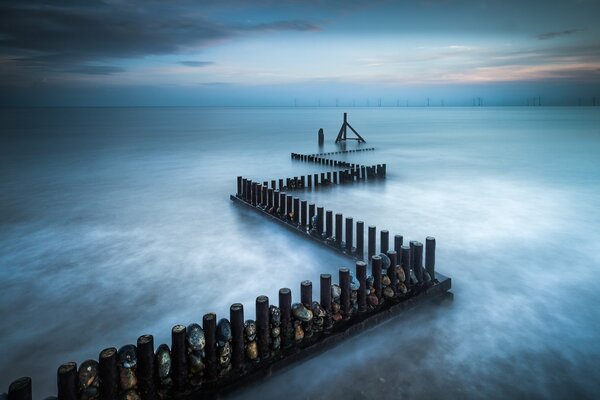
[2,243,437,400]
[305,148,375,157]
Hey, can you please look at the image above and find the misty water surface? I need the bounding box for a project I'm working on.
[1,107,599,399]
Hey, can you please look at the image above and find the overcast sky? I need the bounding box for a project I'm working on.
[1,0,599,106]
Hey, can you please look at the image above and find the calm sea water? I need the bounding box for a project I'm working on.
[1,107,599,399]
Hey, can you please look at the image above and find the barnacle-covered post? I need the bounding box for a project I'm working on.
[320,274,333,330]
[426,236,436,283]
[356,261,367,312]
[171,325,187,391]
[154,344,172,389]
[230,303,245,371]
[380,230,389,254]
[278,288,293,348]
[339,268,351,318]
[256,296,270,361]
[270,305,282,355]
[372,255,382,303]
[7,377,31,400]
[368,226,376,260]
[216,318,232,376]
[135,335,155,400]
[99,348,118,400]
[117,345,138,398]
[244,319,258,363]
[356,221,364,260]
[203,313,217,380]
[58,362,78,400]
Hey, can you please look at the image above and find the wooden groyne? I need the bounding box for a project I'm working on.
[2,147,451,400]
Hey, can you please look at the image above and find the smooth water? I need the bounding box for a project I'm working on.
[1,107,599,399]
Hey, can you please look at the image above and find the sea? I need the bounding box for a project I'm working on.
[1,106,599,399]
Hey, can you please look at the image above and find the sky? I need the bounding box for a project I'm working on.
[0,0,599,106]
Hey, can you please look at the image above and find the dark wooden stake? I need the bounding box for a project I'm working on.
[394,235,403,254]
[301,280,312,306]
[279,289,292,348]
[381,230,389,254]
[99,348,118,400]
[386,250,398,293]
[320,274,332,313]
[339,268,351,317]
[356,221,364,260]
[372,255,382,301]
[426,236,436,281]
[8,377,31,400]
[230,303,245,370]
[136,335,156,400]
[317,206,324,233]
[356,261,367,311]
[335,213,343,246]
[345,217,353,252]
[325,210,333,238]
[171,325,187,390]
[368,226,376,260]
[256,296,270,360]
[203,313,218,380]
[57,362,78,400]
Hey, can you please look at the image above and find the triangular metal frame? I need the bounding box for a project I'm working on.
[335,113,366,143]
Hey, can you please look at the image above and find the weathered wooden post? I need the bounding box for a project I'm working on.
[307,174,312,187]
[230,303,245,371]
[339,268,351,318]
[136,335,155,399]
[293,197,300,224]
[7,377,31,400]
[401,245,411,290]
[279,289,293,348]
[426,236,436,281]
[333,171,338,184]
[380,230,389,254]
[313,173,319,187]
[256,296,270,361]
[372,255,382,302]
[309,204,315,228]
[278,179,284,190]
[320,274,331,314]
[368,226,376,260]
[345,217,353,252]
[171,325,187,390]
[203,313,217,380]
[237,176,242,197]
[286,195,293,218]
[301,280,312,306]
[99,348,118,400]
[414,242,424,284]
[325,210,333,238]
[356,261,367,312]
[356,221,364,260]
[317,207,324,234]
[394,235,403,254]
[57,362,78,400]
[279,193,286,215]
[300,200,307,227]
[267,188,273,210]
[273,190,280,213]
[335,213,343,246]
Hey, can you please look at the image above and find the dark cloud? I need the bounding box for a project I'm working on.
[0,0,321,81]
[179,61,214,67]
[537,29,580,40]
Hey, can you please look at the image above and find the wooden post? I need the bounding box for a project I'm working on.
[293,197,300,223]
[309,204,315,228]
[401,245,411,290]
[237,176,242,197]
[414,242,424,283]
[372,255,382,301]
[339,268,351,318]
[279,192,286,215]
[317,207,324,234]
[320,274,332,313]
[426,236,436,281]
[335,213,343,246]
[300,200,307,227]
[356,221,364,260]
[394,235,403,254]
[380,230,389,254]
[301,280,312,306]
[325,211,333,238]
[8,377,31,400]
[256,296,270,360]
[356,261,367,312]
[230,303,245,371]
[57,362,78,400]
[345,217,353,252]
[171,325,187,390]
[136,335,155,400]
[99,348,118,400]
[368,226,376,260]
[286,195,293,218]
[203,313,217,380]
[279,289,293,348]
